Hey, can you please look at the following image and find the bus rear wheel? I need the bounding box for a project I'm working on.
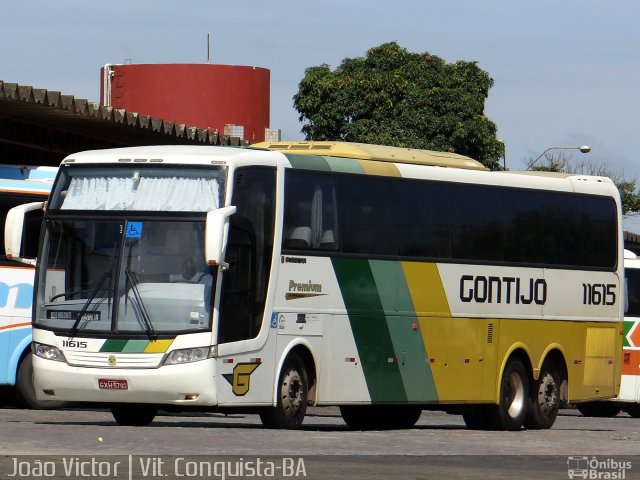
[260,353,308,429]
[340,405,422,430]
[111,404,157,426]
[524,363,560,429]
[485,358,528,431]
[14,354,66,410]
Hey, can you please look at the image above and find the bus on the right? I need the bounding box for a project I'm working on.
[578,248,640,418]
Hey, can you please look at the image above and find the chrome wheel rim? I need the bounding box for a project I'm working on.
[507,371,526,418]
[537,372,558,417]
[280,369,304,418]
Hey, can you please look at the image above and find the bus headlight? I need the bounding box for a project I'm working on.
[163,347,210,365]
[33,342,66,362]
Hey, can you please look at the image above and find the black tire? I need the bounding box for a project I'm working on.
[624,403,640,418]
[111,404,158,426]
[13,354,66,410]
[576,401,621,418]
[485,358,529,431]
[462,406,489,430]
[340,405,422,430]
[340,405,368,429]
[260,353,308,429]
[524,362,561,429]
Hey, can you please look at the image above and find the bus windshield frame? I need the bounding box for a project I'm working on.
[35,164,227,337]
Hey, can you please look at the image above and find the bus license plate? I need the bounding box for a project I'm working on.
[98,379,128,390]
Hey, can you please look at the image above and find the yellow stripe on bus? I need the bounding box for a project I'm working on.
[357,159,401,177]
[401,262,450,316]
[144,339,174,353]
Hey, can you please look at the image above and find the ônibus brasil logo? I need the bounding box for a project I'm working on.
[567,456,631,479]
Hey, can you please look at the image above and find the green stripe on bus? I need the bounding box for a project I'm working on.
[100,339,129,352]
[284,153,331,171]
[323,156,365,174]
[331,257,407,403]
[369,260,438,402]
[121,340,150,353]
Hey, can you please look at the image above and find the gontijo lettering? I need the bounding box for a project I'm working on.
[459,275,547,305]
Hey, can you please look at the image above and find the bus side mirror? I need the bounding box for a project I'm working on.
[205,206,237,270]
[5,202,45,266]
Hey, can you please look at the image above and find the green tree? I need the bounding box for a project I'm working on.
[525,153,640,215]
[293,42,504,170]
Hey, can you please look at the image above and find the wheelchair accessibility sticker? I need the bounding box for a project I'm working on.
[126,222,143,238]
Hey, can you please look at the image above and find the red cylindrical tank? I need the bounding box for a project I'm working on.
[100,63,270,142]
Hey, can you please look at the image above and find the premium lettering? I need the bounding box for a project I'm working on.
[288,280,322,293]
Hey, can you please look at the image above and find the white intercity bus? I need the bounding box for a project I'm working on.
[6,142,624,430]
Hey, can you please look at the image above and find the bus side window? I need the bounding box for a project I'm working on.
[218,167,275,344]
[337,175,393,256]
[219,216,256,343]
[283,173,339,253]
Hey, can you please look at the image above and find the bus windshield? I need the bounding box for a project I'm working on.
[50,166,225,212]
[36,166,226,335]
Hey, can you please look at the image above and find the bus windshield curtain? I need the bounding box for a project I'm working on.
[60,176,220,212]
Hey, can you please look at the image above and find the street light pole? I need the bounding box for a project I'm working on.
[527,145,591,170]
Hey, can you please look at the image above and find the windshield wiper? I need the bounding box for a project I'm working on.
[69,271,111,337]
[125,269,157,340]
[49,288,93,302]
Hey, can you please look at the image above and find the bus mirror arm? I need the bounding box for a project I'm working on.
[205,206,237,270]
[5,202,44,266]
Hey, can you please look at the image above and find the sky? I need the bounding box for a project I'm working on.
[2,0,640,231]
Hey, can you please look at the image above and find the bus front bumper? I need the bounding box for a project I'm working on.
[32,355,218,405]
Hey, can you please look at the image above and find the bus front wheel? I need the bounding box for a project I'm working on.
[14,354,66,410]
[524,362,561,429]
[260,353,308,429]
[111,405,157,426]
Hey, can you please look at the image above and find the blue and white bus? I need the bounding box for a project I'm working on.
[0,165,61,408]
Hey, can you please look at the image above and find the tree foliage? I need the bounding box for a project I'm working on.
[293,42,504,170]
[525,153,640,216]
